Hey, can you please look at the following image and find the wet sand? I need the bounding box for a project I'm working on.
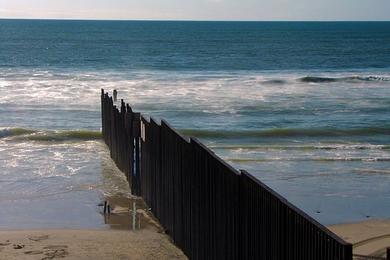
[329,219,390,258]
[0,196,187,260]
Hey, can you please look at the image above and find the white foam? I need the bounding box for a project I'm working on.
[2,69,389,116]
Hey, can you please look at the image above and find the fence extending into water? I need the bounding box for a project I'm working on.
[101,89,353,260]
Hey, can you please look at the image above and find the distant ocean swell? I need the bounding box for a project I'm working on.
[227,157,390,162]
[262,75,390,84]
[209,144,390,151]
[0,128,101,141]
[2,126,389,142]
[297,75,390,83]
[180,126,390,139]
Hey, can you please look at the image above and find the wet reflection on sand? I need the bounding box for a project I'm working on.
[100,156,162,231]
[101,195,162,232]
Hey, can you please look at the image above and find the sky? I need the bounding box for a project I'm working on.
[0,0,389,21]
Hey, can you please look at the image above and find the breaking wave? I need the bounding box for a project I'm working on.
[0,128,102,141]
[210,144,390,151]
[180,126,390,139]
[227,157,390,163]
[298,75,390,83]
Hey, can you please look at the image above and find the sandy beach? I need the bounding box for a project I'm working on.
[1,219,389,259]
[329,219,390,258]
[0,229,186,260]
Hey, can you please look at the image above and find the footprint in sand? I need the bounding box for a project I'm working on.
[13,244,25,249]
[29,235,49,242]
[24,250,44,255]
[41,245,69,259]
[24,245,69,259]
[0,240,10,246]
[43,245,68,250]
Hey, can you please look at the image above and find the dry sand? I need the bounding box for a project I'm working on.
[0,229,186,260]
[329,219,390,258]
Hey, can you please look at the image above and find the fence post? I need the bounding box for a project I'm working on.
[101,89,104,139]
[344,244,353,260]
[132,112,141,196]
[387,247,390,260]
[124,108,133,183]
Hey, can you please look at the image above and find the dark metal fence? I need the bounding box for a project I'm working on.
[101,90,353,260]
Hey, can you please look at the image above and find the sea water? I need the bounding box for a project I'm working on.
[0,20,390,227]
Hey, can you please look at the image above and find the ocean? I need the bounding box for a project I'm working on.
[0,20,389,227]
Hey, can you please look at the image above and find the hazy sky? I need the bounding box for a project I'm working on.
[0,0,389,21]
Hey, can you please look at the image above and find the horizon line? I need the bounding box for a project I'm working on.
[0,17,390,22]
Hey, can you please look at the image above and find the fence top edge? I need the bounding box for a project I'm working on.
[140,115,162,127]
[240,170,352,246]
[127,105,135,114]
[141,115,150,124]
[103,92,113,104]
[150,117,161,126]
[103,92,138,115]
[191,137,240,176]
[161,120,190,143]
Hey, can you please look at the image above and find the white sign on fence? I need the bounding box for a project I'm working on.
[141,121,145,142]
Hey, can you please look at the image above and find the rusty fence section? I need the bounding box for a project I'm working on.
[101,90,353,260]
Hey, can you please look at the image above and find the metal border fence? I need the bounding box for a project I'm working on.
[101,90,353,260]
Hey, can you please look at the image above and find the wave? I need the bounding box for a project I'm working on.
[227,157,390,163]
[209,144,390,151]
[258,75,390,85]
[3,126,388,142]
[262,79,287,85]
[0,128,36,138]
[180,126,390,139]
[298,75,390,83]
[0,128,102,141]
